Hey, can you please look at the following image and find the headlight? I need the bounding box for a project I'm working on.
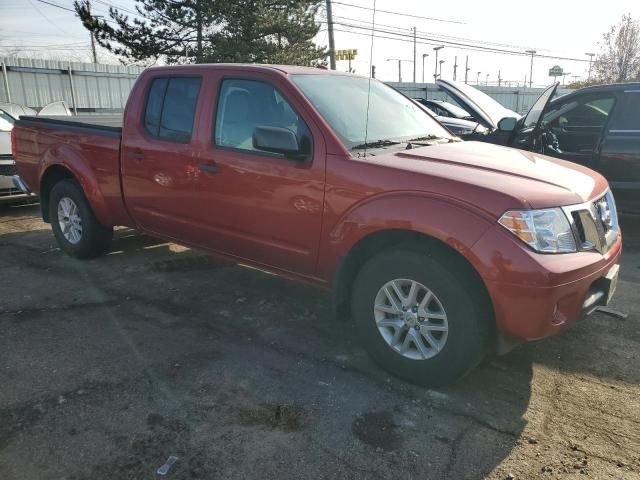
[498,208,576,253]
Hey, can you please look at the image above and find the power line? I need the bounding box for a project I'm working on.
[332,1,464,24]
[33,0,75,12]
[326,21,590,63]
[325,13,543,52]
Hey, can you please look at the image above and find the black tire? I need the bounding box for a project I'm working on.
[49,179,113,259]
[351,247,491,387]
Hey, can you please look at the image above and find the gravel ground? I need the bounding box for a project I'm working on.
[1,200,639,480]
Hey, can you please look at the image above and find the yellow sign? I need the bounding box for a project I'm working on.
[335,49,358,61]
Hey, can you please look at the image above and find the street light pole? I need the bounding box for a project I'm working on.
[422,54,428,83]
[465,56,470,84]
[453,56,457,81]
[525,49,536,88]
[485,73,489,86]
[476,71,481,85]
[433,46,443,80]
[387,58,407,82]
[412,27,417,84]
[585,52,595,80]
[439,60,445,79]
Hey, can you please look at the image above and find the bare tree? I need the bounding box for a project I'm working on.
[594,14,640,83]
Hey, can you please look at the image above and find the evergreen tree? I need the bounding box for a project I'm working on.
[74,0,325,66]
[207,0,325,65]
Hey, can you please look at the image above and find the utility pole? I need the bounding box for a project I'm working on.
[453,56,458,81]
[498,70,502,87]
[433,46,443,80]
[195,0,203,62]
[412,27,417,84]
[422,54,428,83]
[85,0,98,64]
[439,60,445,79]
[326,0,336,70]
[525,49,536,88]
[585,52,595,80]
[465,56,469,84]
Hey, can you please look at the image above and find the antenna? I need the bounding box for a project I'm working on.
[363,0,377,158]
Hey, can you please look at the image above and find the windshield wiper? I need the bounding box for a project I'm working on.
[407,135,449,142]
[351,139,401,150]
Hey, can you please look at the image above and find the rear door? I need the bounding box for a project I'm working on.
[121,74,207,242]
[598,89,640,213]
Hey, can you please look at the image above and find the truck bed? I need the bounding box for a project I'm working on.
[18,114,123,134]
[13,113,129,225]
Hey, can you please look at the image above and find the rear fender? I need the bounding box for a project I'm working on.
[39,144,112,226]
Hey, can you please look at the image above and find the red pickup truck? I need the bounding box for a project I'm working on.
[12,64,622,386]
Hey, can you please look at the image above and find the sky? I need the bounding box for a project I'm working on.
[0,0,638,86]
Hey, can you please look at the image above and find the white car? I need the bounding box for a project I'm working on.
[0,109,18,197]
[0,101,72,198]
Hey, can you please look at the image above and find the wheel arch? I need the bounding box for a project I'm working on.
[332,228,496,344]
[39,164,77,222]
[38,143,111,225]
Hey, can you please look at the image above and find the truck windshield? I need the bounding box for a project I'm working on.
[291,74,453,149]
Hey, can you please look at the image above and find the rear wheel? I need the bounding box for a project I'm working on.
[351,248,490,387]
[49,179,113,259]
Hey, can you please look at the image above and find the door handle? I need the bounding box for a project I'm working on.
[127,149,144,160]
[198,163,219,174]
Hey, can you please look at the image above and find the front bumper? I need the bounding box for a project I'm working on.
[1,160,29,197]
[473,224,622,341]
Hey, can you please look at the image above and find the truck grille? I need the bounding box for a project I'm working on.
[0,163,18,176]
[564,191,619,254]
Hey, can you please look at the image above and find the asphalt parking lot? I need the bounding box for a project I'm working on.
[1,199,639,480]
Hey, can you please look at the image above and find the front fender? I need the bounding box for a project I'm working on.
[318,192,496,281]
[39,144,112,226]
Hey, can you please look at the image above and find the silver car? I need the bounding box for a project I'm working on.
[0,109,18,197]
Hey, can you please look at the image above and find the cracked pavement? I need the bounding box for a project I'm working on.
[1,200,639,479]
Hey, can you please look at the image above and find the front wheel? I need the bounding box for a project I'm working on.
[351,248,491,387]
[49,179,113,259]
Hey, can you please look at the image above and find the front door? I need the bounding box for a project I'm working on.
[191,74,325,275]
[539,94,616,170]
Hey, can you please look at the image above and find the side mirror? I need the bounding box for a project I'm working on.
[497,117,518,132]
[253,126,303,158]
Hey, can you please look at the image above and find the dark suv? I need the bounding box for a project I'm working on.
[437,80,640,214]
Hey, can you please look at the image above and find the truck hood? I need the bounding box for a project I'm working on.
[366,141,608,211]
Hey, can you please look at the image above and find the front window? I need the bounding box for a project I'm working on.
[214,79,312,157]
[291,74,452,149]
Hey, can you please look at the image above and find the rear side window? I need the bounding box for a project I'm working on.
[608,92,640,130]
[144,77,201,143]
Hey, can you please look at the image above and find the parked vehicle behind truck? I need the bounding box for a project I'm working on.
[12,64,622,386]
[437,79,640,214]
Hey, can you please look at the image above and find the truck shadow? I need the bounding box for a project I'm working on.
[0,224,533,479]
